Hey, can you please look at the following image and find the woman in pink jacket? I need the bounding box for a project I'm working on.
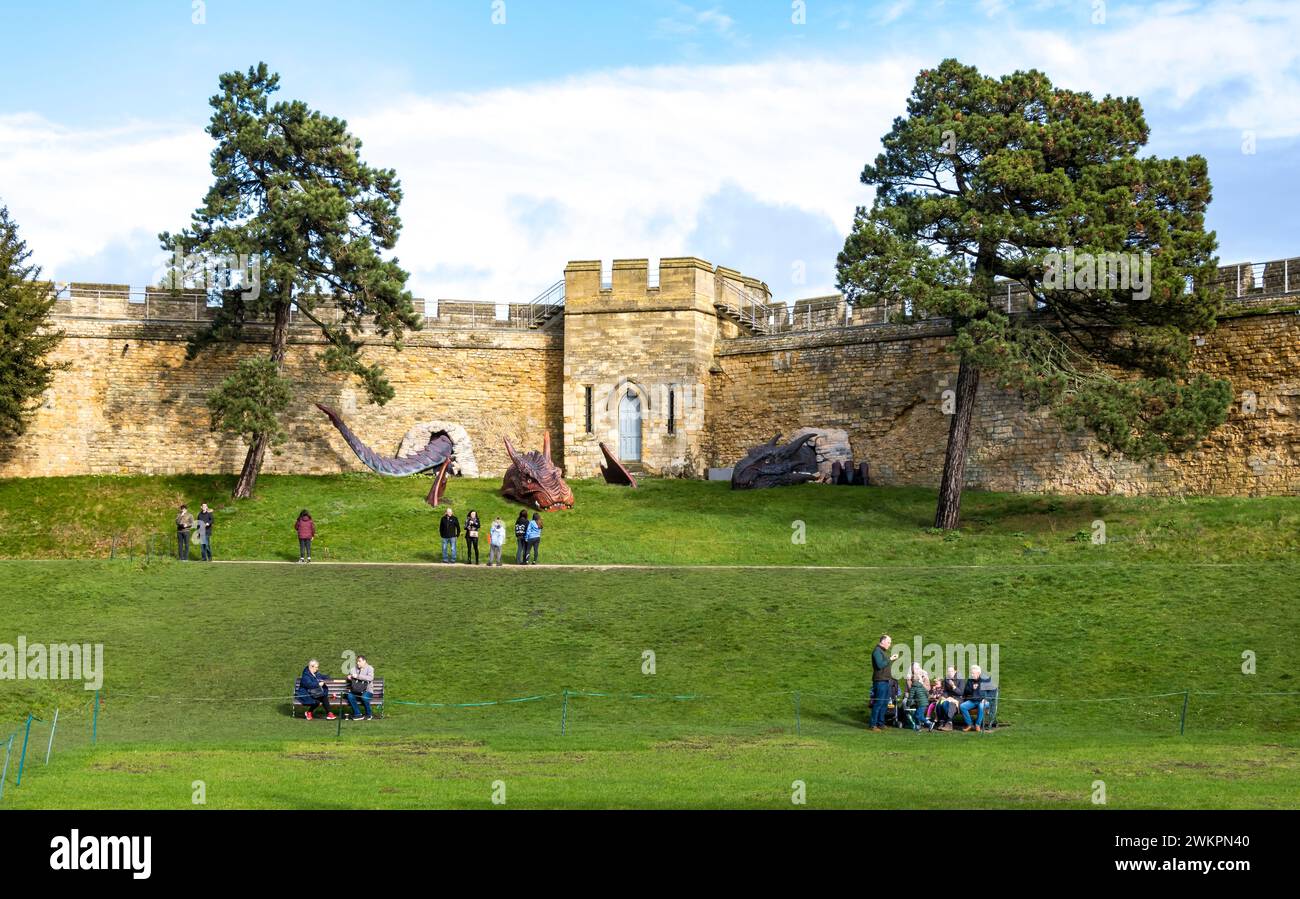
[295,510,316,563]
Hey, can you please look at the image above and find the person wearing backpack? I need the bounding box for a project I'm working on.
[525,512,542,564]
[464,510,481,565]
[488,517,506,567]
[297,658,336,721]
[345,654,376,721]
[513,510,529,564]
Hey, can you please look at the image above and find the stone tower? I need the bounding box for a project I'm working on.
[561,257,771,478]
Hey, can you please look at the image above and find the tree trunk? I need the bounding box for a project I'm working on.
[934,354,980,530]
[231,300,292,500]
[232,433,268,499]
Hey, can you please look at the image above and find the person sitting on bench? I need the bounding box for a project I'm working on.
[298,659,335,721]
[934,666,962,730]
[346,654,376,721]
[959,664,990,732]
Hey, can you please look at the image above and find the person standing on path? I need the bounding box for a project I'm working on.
[488,517,506,567]
[197,503,214,559]
[175,505,195,561]
[194,514,212,562]
[295,510,316,563]
[525,512,542,564]
[513,510,529,565]
[464,510,481,565]
[440,507,461,563]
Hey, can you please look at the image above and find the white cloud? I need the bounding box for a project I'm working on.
[975,0,1300,136]
[0,113,209,282]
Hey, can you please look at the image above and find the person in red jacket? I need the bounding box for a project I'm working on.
[295,510,316,563]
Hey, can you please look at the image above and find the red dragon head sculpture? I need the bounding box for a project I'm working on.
[502,432,574,511]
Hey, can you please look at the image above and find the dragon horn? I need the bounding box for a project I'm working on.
[503,436,522,466]
[543,431,552,462]
[781,433,816,454]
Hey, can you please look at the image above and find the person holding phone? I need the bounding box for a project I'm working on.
[346,654,376,721]
[869,634,900,731]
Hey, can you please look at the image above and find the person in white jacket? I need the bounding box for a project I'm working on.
[488,517,506,567]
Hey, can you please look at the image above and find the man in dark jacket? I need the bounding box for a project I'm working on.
[197,503,214,560]
[959,664,989,732]
[439,507,461,563]
[514,511,529,565]
[869,634,899,731]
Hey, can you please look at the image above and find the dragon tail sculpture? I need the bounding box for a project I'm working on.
[316,404,454,477]
[598,442,638,487]
[502,432,575,511]
[424,456,453,507]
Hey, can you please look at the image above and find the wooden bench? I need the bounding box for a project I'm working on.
[292,678,386,718]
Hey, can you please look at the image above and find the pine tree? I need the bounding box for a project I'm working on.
[161,63,420,499]
[0,206,66,439]
[837,60,1231,529]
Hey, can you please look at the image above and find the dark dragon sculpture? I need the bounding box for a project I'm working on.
[502,432,574,511]
[316,404,455,506]
[730,433,819,490]
[598,442,638,487]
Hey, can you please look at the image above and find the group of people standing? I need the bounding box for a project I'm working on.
[174,503,215,561]
[869,634,994,733]
[172,505,547,567]
[438,507,545,565]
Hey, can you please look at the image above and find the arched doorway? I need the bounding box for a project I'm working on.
[618,389,642,462]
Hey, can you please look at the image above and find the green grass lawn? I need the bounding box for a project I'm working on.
[1,555,1296,809]
[2,473,1299,566]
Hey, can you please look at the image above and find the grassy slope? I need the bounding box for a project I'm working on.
[2,474,1299,566]
[1,560,1296,808]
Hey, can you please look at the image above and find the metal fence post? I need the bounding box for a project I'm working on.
[0,734,13,802]
[560,689,570,736]
[1179,691,1190,736]
[92,690,100,744]
[16,714,33,786]
[45,708,59,765]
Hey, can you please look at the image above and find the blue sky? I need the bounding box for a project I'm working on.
[1,0,1297,300]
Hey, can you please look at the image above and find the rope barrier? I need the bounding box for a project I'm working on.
[391,693,556,709]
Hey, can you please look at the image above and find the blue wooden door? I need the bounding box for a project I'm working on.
[618,390,642,461]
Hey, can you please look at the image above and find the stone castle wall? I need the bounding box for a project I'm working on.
[0,288,564,479]
[5,256,1299,497]
[704,309,1300,496]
